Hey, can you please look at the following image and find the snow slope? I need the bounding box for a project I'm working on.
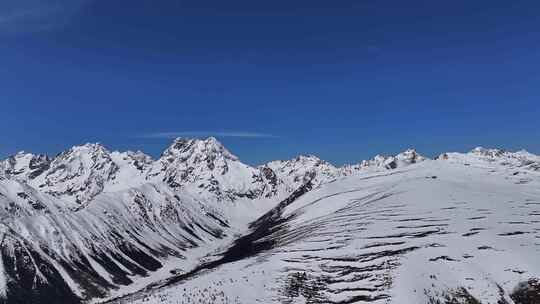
[1,137,378,303]
[114,149,540,304]
[0,178,238,303]
[4,139,536,304]
[0,138,276,303]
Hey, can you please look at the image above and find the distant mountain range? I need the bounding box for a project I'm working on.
[0,138,539,304]
[0,137,428,205]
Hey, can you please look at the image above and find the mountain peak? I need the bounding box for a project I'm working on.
[396,148,426,162]
[470,146,504,157]
[294,154,325,163]
[151,137,254,197]
[163,137,238,161]
[357,148,426,170]
[68,142,109,153]
[400,148,419,154]
[33,142,118,205]
[1,152,51,180]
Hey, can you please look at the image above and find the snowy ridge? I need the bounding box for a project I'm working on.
[338,149,424,177]
[2,138,427,208]
[440,147,540,172]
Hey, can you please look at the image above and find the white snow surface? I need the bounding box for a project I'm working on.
[1,140,539,304]
[112,149,540,304]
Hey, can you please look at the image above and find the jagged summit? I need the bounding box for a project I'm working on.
[470,146,505,157]
[150,137,277,201]
[293,154,325,162]
[394,148,426,165]
[350,148,427,171]
[161,137,239,162]
[32,142,119,204]
[0,151,51,180]
[57,142,112,160]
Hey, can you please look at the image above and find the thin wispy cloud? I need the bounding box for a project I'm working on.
[0,0,89,34]
[139,131,279,139]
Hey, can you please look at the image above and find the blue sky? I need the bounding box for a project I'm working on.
[1,0,539,165]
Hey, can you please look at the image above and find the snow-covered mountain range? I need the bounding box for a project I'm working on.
[0,138,539,304]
